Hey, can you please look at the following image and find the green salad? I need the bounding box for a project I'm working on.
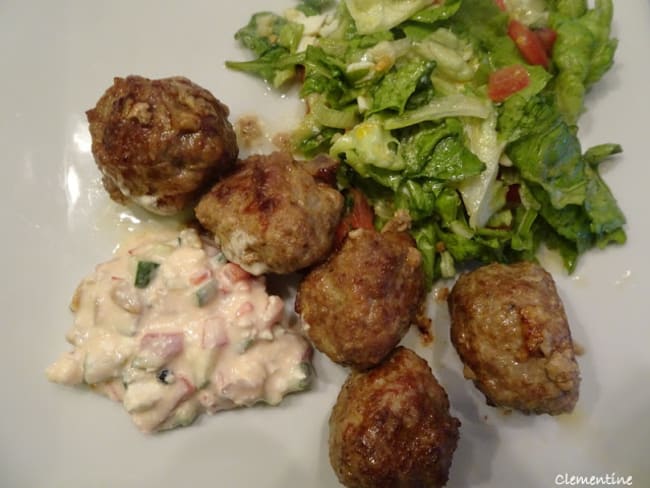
[226,0,625,285]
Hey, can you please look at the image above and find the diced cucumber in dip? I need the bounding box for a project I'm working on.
[46,228,312,433]
[134,260,160,288]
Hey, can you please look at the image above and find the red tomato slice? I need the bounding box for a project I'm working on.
[334,188,375,248]
[488,64,530,102]
[493,0,506,11]
[348,188,374,230]
[508,20,549,68]
[534,27,557,54]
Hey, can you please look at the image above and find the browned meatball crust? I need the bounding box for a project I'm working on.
[448,261,580,415]
[295,229,426,370]
[195,151,343,275]
[329,347,461,488]
[87,75,238,215]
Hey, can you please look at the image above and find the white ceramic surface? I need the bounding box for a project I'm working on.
[1,1,649,487]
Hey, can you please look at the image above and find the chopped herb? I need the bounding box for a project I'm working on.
[134,261,160,288]
[238,337,254,354]
[157,368,173,384]
[196,280,219,307]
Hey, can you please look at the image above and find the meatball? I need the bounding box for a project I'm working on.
[295,229,426,370]
[195,151,343,275]
[448,261,580,415]
[86,75,238,215]
[329,347,460,488]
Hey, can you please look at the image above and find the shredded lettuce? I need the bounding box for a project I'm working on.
[343,0,432,34]
[459,109,506,228]
[503,0,549,26]
[227,0,625,286]
[550,0,617,124]
[330,118,406,177]
[384,94,491,130]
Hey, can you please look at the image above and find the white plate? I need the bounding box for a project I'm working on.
[1,1,649,487]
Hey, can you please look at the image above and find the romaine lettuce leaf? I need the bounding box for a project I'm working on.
[384,94,491,130]
[528,183,593,254]
[225,13,305,87]
[507,118,587,209]
[308,94,359,129]
[329,118,405,175]
[503,0,549,27]
[344,0,432,34]
[458,109,505,228]
[550,0,617,123]
[410,0,462,24]
[291,114,343,157]
[414,29,477,82]
[584,164,626,243]
[550,0,587,18]
[225,49,304,88]
[344,38,410,84]
[233,12,303,56]
[452,0,510,59]
[583,143,622,166]
[510,205,539,253]
[497,92,556,143]
[437,225,501,266]
[411,222,437,286]
[400,119,485,181]
[296,0,335,16]
[539,220,580,272]
[300,45,349,104]
[369,59,435,115]
[435,187,463,224]
[394,180,440,221]
[410,134,486,181]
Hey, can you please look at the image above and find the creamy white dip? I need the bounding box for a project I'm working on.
[46,227,312,433]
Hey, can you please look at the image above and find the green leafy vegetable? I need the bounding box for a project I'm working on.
[225,12,306,87]
[401,120,486,181]
[550,0,617,123]
[583,143,622,166]
[296,0,335,16]
[508,118,586,209]
[384,94,491,130]
[369,59,435,115]
[227,0,625,286]
[344,0,432,34]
